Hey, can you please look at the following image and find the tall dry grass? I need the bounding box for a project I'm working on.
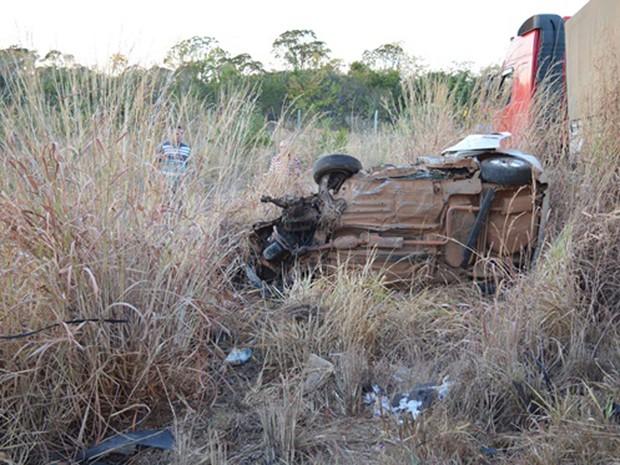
[0,69,269,461]
[0,67,618,464]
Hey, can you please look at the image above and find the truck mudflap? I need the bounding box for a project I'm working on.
[531,188,551,266]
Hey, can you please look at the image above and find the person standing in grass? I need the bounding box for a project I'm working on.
[156,125,192,195]
[268,139,302,178]
[266,138,308,196]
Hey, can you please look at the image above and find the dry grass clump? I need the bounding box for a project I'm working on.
[1,67,619,464]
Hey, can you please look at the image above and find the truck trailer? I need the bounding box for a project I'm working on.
[497,0,620,149]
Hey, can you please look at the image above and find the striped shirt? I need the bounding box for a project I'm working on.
[158,141,192,177]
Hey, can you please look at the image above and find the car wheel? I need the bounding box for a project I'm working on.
[480,156,532,185]
[312,154,362,187]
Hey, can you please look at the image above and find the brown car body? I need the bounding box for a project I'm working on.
[249,136,548,286]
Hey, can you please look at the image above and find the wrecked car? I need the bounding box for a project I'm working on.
[248,134,549,286]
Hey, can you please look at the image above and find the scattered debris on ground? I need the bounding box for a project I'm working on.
[363,377,453,422]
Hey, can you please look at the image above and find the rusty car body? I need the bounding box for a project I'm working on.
[248,134,549,286]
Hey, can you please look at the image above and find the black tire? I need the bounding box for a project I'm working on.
[480,156,532,185]
[312,154,362,185]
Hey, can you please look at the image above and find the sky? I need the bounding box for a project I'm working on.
[1,0,590,71]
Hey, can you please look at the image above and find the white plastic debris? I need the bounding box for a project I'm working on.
[395,396,424,419]
[225,348,253,366]
[436,376,453,400]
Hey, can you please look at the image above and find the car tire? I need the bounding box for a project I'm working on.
[480,156,532,185]
[312,154,362,185]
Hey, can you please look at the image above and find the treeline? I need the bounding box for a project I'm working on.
[0,29,483,129]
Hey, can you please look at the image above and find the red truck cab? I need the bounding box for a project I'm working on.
[497,15,568,141]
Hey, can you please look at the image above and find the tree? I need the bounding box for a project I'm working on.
[40,50,75,68]
[0,46,38,73]
[227,53,264,75]
[41,50,62,67]
[362,43,416,72]
[164,36,227,68]
[1,46,38,99]
[272,29,331,70]
[164,36,231,83]
[345,61,403,123]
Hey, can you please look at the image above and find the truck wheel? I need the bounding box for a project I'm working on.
[312,154,362,187]
[480,156,532,185]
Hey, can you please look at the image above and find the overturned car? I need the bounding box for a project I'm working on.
[248,134,549,286]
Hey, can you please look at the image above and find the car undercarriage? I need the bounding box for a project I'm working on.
[247,135,549,287]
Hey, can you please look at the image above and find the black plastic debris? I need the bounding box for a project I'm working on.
[79,428,174,462]
[611,401,620,422]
